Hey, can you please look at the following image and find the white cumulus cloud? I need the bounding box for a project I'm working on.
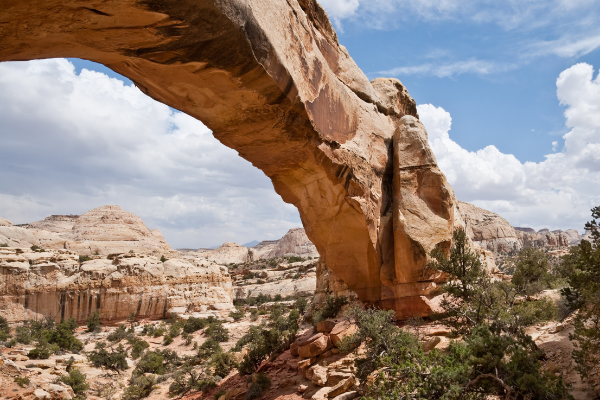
[0,59,301,248]
[419,62,600,231]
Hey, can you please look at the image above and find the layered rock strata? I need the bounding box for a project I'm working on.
[0,247,232,323]
[459,201,582,254]
[1,206,173,256]
[0,0,459,317]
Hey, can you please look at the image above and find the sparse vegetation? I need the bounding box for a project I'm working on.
[229,307,245,321]
[14,377,30,387]
[122,375,156,400]
[0,243,8,247]
[246,373,271,400]
[86,310,101,333]
[88,342,129,371]
[312,294,348,325]
[160,255,167,262]
[78,255,91,263]
[0,316,10,342]
[58,368,89,400]
[560,206,600,378]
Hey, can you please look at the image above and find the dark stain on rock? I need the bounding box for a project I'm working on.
[306,83,357,144]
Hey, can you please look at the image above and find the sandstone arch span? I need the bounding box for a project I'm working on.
[0,0,459,318]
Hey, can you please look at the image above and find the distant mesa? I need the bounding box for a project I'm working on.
[0,205,172,256]
[193,227,319,265]
[459,201,582,254]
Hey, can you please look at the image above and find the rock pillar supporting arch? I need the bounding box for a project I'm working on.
[0,0,459,317]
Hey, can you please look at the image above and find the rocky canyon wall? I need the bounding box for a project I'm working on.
[0,247,232,324]
[0,0,459,317]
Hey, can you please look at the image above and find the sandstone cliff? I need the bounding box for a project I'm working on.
[459,201,582,254]
[0,247,232,324]
[0,0,459,318]
[1,206,173,256]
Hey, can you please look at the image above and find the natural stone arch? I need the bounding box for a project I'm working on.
[0,0,459,318]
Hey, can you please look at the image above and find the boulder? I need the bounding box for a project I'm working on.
[312,386,333,400]
[327,375,356,398]
[317,320,337,333]
[332,392,359,400]
[299,335,332,359]
[327,371,353,386]
[330,322,358,347]
[308,365,328,386]
[47,383,75,399]
[421,336,441,352]
[34,389,51,400]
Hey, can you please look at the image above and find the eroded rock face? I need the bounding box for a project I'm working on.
[0,247,232,323]
[0,205,173,256]
[0,0,458,317]
[459,201,582,254]
[253,228,319,259]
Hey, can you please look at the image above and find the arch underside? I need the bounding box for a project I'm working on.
[0,0,458,318]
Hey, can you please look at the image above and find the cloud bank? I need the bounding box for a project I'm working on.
[0,59,301,248]
[418,63,600,231]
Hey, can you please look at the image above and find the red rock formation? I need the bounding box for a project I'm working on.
[0,0,457,318]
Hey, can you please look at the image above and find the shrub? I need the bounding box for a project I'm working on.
[229,307,245,321]
[160,255,168,262]
[107,324,128,342]
[78,255,91,263]
[15,325,32,344]
[205,320,229,342]
[198,338,221,361]
[168,364,217,396]
[0,316,10,342]
[58,368,89,400]
[14,377,30,388]
[28,341,58,359]
[48,319,83,351]
[246,373,271,400]
[85,311,101,333]
[122,375,156,400]
[0,243,8,247]
[131,338,150,359]
[88,343,129,371]
[30,245,42,251]
[163,334,173,345]
[133,351,165,376]
[512,248,553,295]
[312,295,348,325]
[250,309,259,321]
[210,350,238,378]
[294,297,308,316]
[560,206,600,378]
[183,317,209,333]
[168,322,182,338]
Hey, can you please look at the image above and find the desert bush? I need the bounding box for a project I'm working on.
[560,206,600,378]
[168,322,182,338]
[246,373,271,400]
[197,338,221,360]
[209,350,238,378]
[14,376,30,387]
[133,351,166,376]
[346,306,571,400]
[160,255,167,262]
[58,368,89,400]
[107,324,129,342]
[205,320,229,342]
[86,311,101,333]
[512,248,553,295]
[78,255,91,263]
[152,326,165,338]
[88,342,129,371]
[235,304,300,375]
[163,334,174,345]
[0,316,10,342]
[122,375,156,400]
[48,319,83,351]
[0,243,8,247]
[229,307,245,321]
[182,332,192,345]
[15,325,33,344]
[183,317,210,333]
[250,309,259,321]
[131,338,150,359]
[28,341,59,359]
[168,363,218,396]
[312,294,348,325]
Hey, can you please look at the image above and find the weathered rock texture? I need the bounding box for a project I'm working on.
[460,201,582,254]
[0,247,232,323]
[254,228,320,259]
[1,206,173,256]
[0,0,459,317]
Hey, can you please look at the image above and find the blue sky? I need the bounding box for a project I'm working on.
[1,0,600,247]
